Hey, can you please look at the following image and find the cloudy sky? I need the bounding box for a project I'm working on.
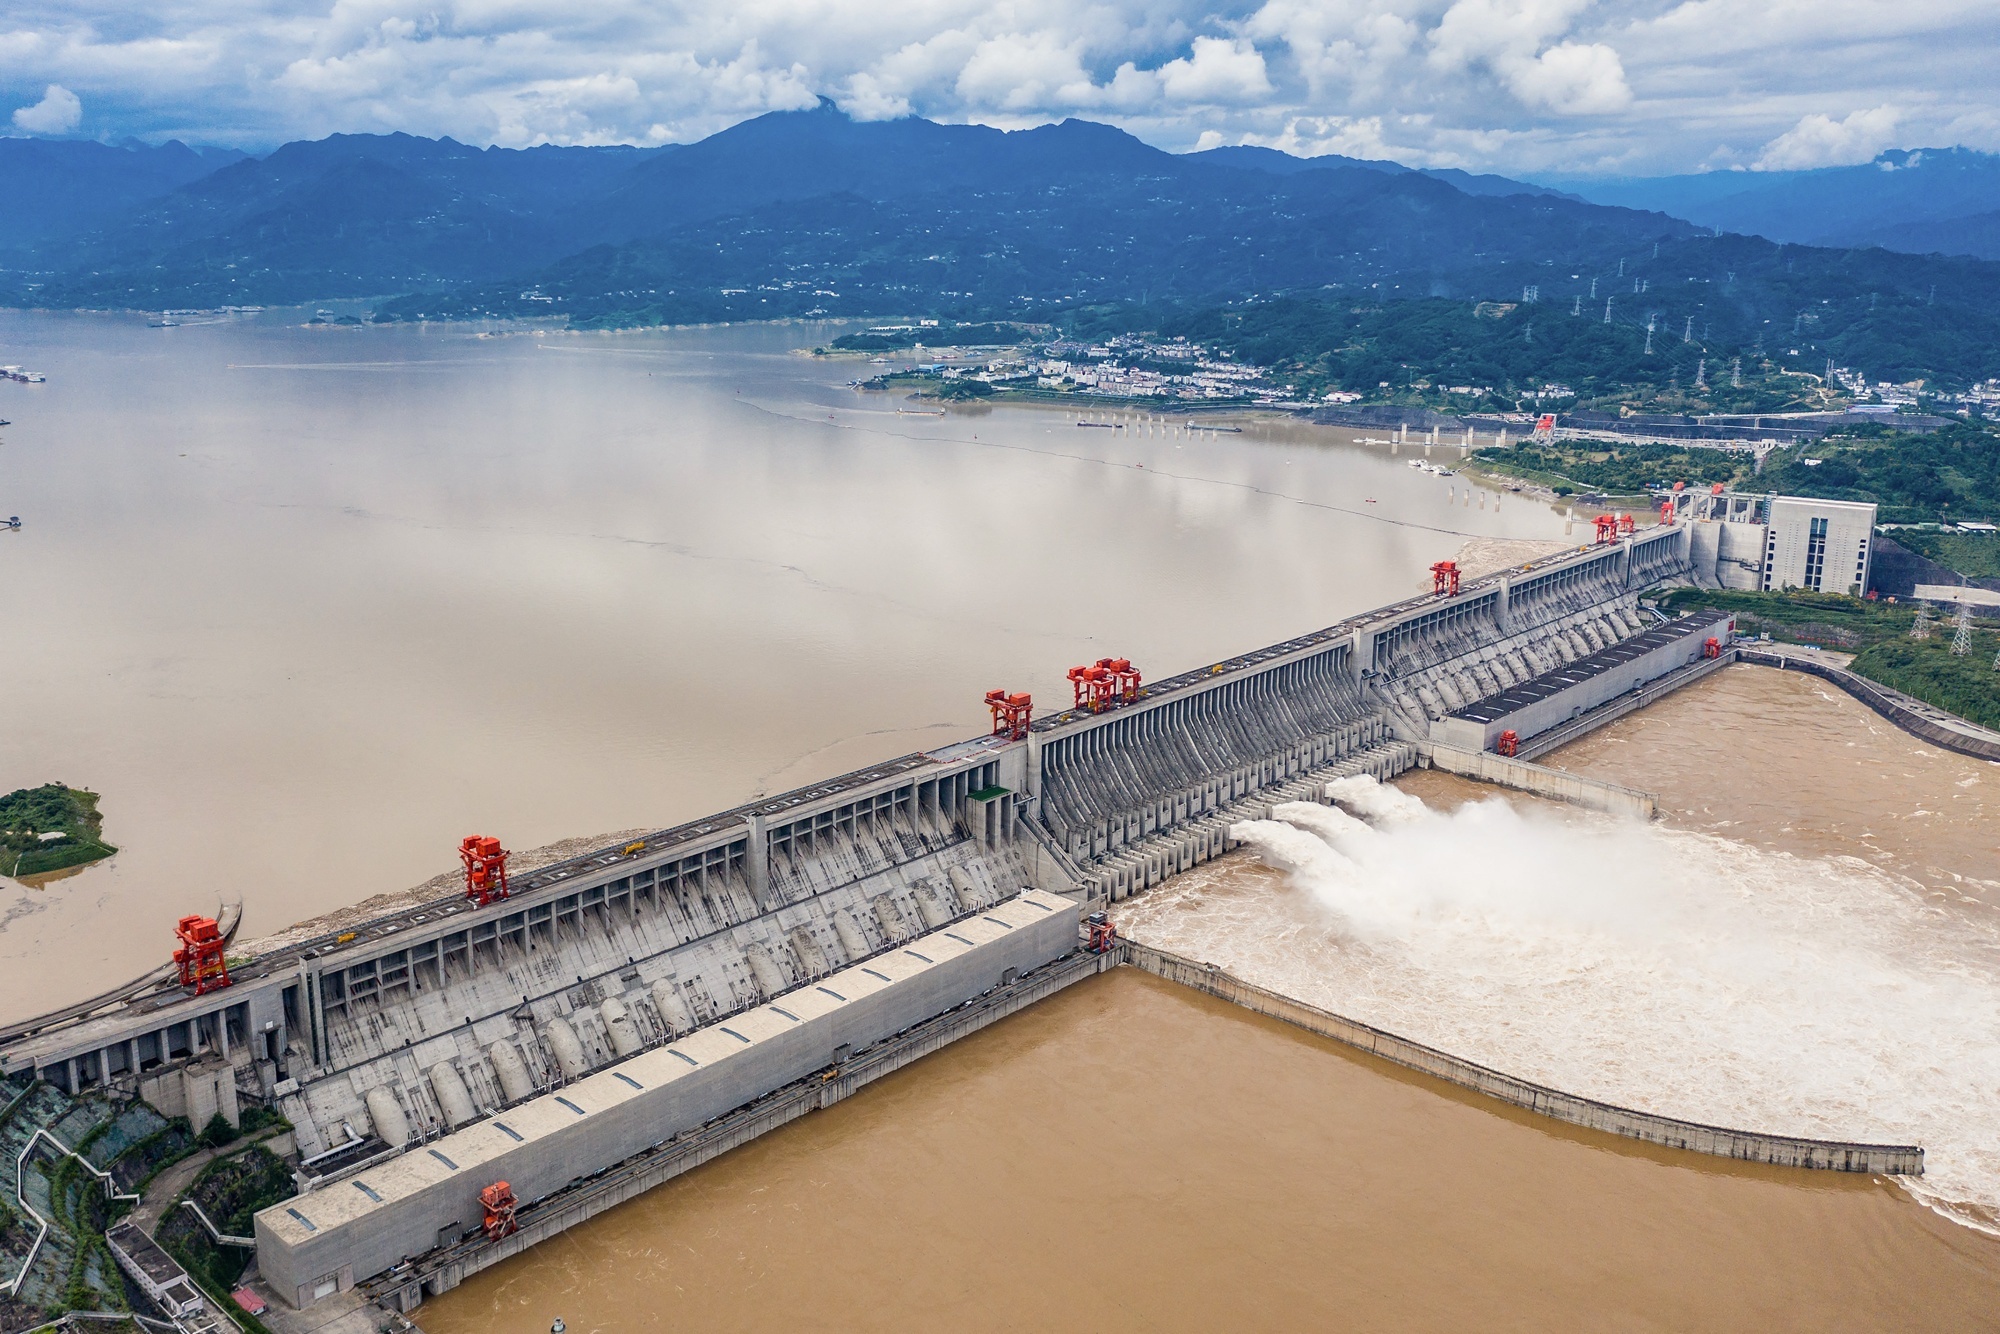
[3,0,1996,175]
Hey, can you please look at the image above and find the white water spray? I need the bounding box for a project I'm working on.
[1118,776,2000,1233]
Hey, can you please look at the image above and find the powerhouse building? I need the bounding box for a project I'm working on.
[1673,491,1877,595]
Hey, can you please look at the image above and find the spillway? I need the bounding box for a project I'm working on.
[0,523,1710,1314]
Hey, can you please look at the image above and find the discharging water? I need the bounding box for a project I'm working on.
[1119,664,2000,1234]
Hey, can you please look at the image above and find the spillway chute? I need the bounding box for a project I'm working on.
[743,942,788,999]
[543,1016,588,1080]
[599,997,642,1058]
[651,980,694,1035]
[830,908,870,961]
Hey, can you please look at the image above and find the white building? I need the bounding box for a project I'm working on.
[1762,495,1876,595]
[1674,491,1877,596]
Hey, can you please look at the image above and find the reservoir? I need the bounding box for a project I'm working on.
[0,309,1547,1011]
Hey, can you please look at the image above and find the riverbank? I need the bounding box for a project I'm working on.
[1659,587,2000,732]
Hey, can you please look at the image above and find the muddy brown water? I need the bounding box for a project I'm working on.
[416,969,2000,1334]
[0,310,1551,1012]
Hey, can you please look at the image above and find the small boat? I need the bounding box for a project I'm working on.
[3,516,20,530]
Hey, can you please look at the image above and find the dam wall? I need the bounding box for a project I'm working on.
[362,943,1120,1314]
[1124,942,1924,1176]
[0,520,1705,1312]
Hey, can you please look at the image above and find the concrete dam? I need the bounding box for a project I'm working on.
[0,518,1909,1319]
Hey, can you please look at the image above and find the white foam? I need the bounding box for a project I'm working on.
[1123,776,2000,1231]
[1325,773,1427,825]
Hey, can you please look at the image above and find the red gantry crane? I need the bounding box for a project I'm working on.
[985,689,1033,741]
[1430,560,1461,597]
[173,915,232,995]
[1068,658,1142,713]
[460,835,511,908]
[480,1182,519,1240]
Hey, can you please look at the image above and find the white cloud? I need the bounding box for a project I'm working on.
[1427,0,1630,116]
[1158,37,1271,104]
[1754,105,1902,170]
[1516,41,1631,115]
[0,0,1991,174]
[11,83,81,134]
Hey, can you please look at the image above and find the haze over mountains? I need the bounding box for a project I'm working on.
[3,105,1999,386]
[1550,149,2000,262]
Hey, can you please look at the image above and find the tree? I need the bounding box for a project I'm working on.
[199,1114,237,1150]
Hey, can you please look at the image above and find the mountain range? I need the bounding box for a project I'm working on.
[1548,149,2000,261]
[2,106,1998,386]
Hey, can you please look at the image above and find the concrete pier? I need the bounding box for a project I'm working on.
[1125,943,1924,1176]
[1415,743,1658,820]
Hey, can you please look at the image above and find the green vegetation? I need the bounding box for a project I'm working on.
[1889,528,2000,579]
[1473,440,1751,497]
[1119,296,1854,414]
[156,1145,292,1331]
[1474,418,2000,545]
[1760,421,2000,524]
[198,1114,237,1150]
[0,784,116,879]
[932,378,994,400]
[1659,588,2000,730]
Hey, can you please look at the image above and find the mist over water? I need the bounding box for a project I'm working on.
[1115,776,2000,1233]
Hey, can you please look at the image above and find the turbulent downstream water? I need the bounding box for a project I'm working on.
[1121,665,2000,1235]
[0,309,1547,1012]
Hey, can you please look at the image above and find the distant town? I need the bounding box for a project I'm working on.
[839,322,2000,420]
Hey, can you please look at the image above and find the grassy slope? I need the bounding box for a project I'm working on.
[1890,529,2000,579]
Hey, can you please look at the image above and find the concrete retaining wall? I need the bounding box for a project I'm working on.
[1416,743,1658,820]
[1125,943,1923,1175]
